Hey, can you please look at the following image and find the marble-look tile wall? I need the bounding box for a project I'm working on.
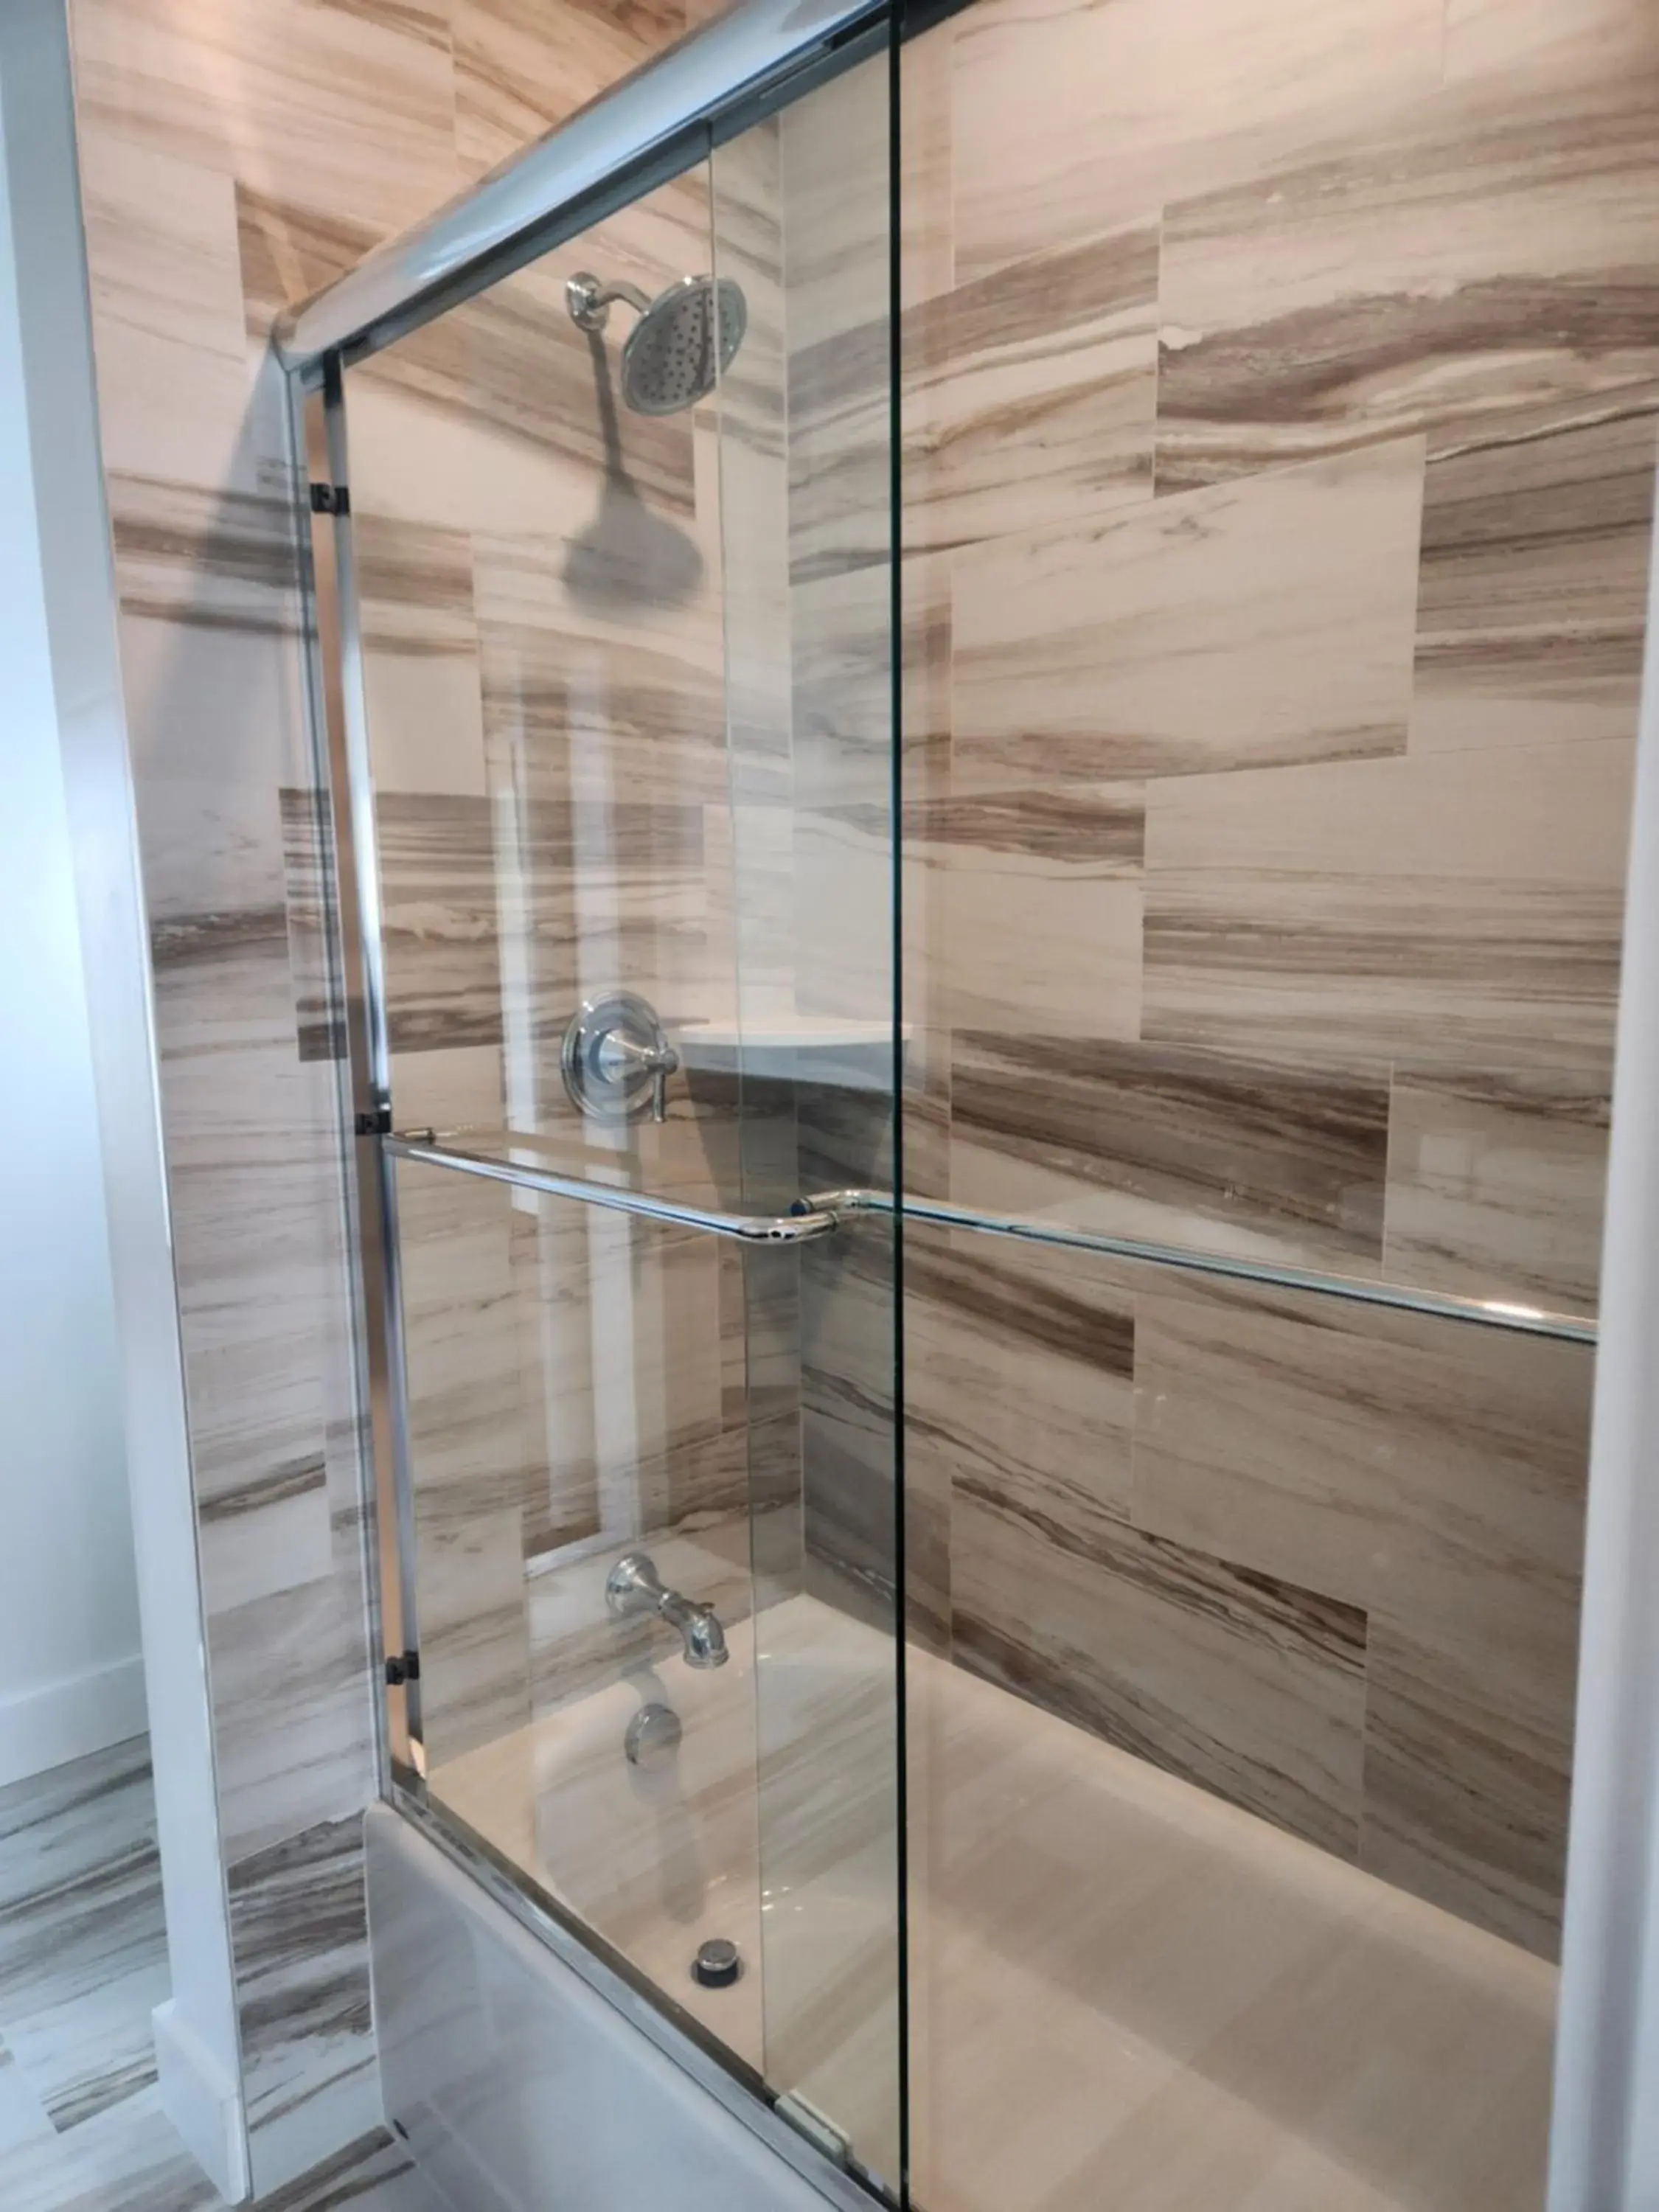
[883,0,1658,1961]
[62,0,711,2192]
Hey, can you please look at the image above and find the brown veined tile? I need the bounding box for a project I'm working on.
[1411,403,1659,756]
[72,0,457,234]
[948,1031,1390,1271]
[1131,1273,1586,1951]
[952,441,1424,785]
[950,0,1443,287]
[375,786,707,1071]
[454,0,686,176]
[1143,740,1635,1080]
[1158,63,1659,489]
[1383,1065,1610,1315]
[1362,1610,1576,1960]
[950,1477,1368,1860]
[906,1225,1136,1528]
[108,470,302,634]
[905,223,1158,557]
[235,184,381,337]
[278,787,341,1065]
[377,792,506,1054]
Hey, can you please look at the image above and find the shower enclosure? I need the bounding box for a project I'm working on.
[279,0,1641,2201]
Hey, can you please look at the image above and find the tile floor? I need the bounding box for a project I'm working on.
[0,1736,442,2212]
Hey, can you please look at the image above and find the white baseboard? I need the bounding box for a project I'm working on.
[0,1650,147,1789]
[153,1997,250,2203]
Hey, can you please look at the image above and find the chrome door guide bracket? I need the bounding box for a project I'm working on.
[774,2091,852,2170]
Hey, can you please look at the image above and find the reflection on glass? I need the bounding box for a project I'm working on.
[342,39,902,2194]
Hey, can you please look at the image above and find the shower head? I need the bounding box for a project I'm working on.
[566,270,748,415]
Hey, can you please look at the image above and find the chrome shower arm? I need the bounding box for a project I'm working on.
[565,273,653,332]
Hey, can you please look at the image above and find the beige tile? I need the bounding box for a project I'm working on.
[72,0,457,237]
[900,23,954,314]
[790,808,897,1027]
[389,1043,507,1137]
[781,54,893,589]
[1143,740,1635,1077]
[790,562,898,807]
[473,529,725,807]
[412,1503,534,1770]
[1446,0,1659,86]
[1158,63,1659,487]
[353,514,488,797]
[509,1208,603,1559]
[1383,1067,1609,1314]
[953,442,1425,785]
[1131,1275,1589,1944]
[779,52,892,361]
[153,929,338,1586]
[931,793,1145,1040]
[119,613,302,923]
[1411,404,1658,755]
[77,133,259,493]
[1131,1280,1591,1635]
[709,119,792,814]
[950,0,1443,284]
[799,1206,900,1629]
[905,224,1158,556]
[1362,1612,1576,1958]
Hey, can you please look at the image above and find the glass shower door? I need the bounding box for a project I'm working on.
[324,39,905,2202]
[711,52,904,2194]
[894,0,1626,2205]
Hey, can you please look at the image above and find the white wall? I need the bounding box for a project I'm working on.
[1547,434,1659,2211]
[1,3,248,2188]
[0,83,144,1786]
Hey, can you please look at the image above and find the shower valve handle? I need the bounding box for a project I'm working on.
[561,992,678,1124]
[597,1031,675,1123]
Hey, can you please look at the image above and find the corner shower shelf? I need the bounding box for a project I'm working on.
[673,1016,911,1093]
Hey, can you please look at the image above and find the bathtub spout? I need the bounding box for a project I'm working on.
[605,1552,729,1669]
